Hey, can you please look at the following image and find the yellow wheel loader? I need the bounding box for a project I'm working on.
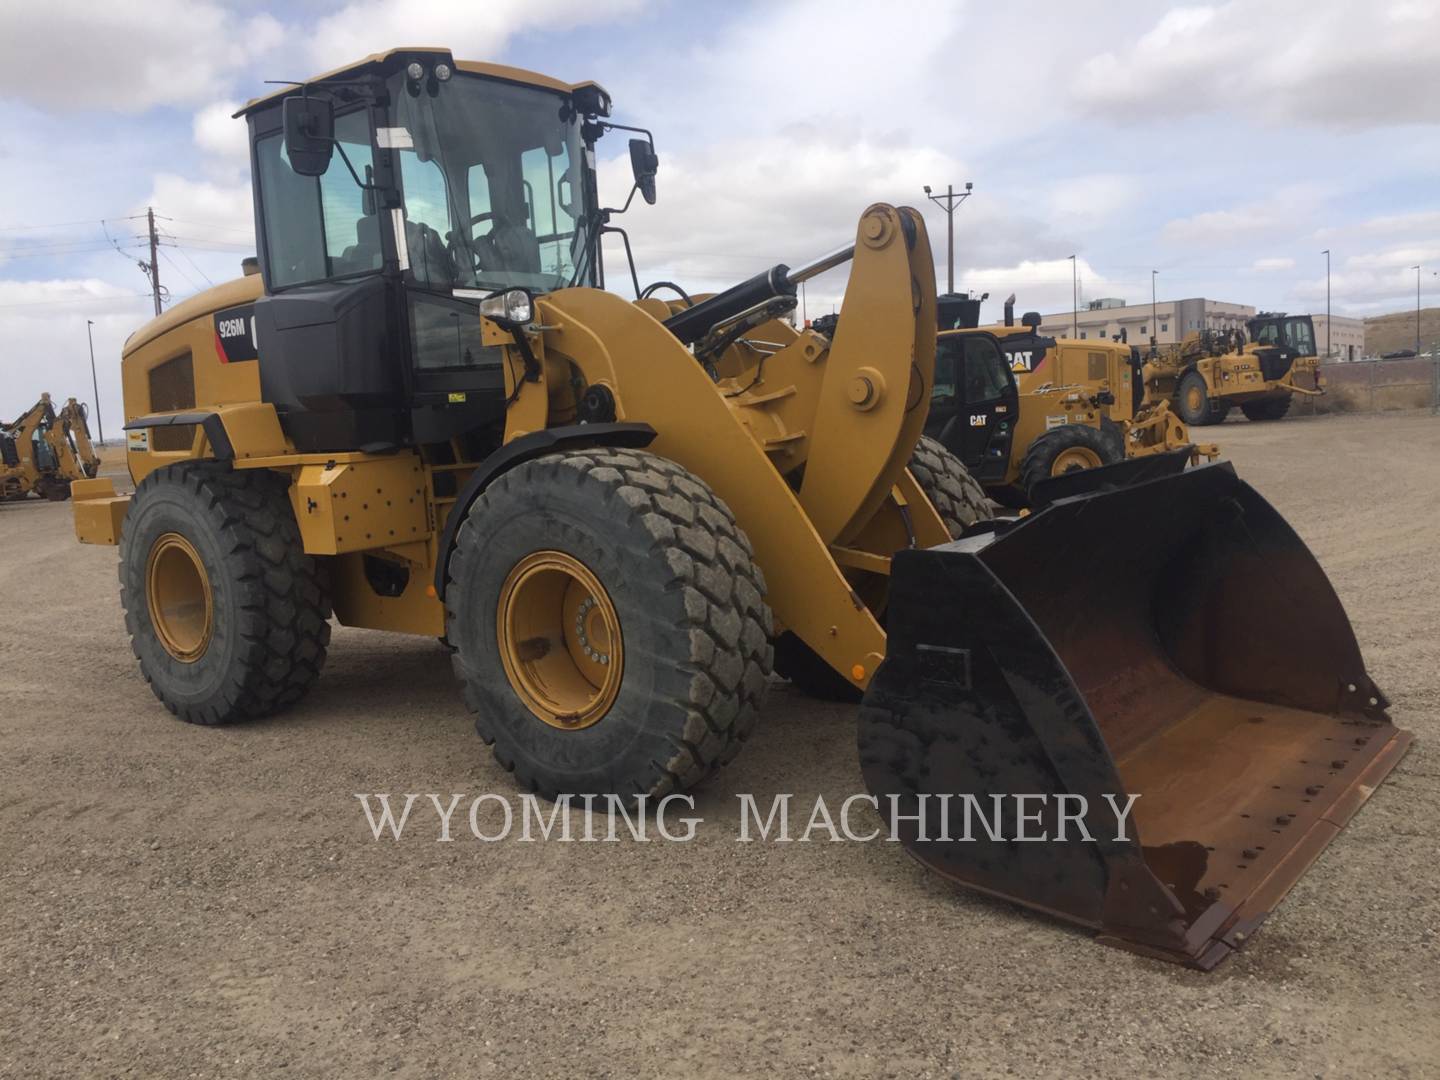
[822,295,1213,507]
[1148,314,1325,425]
[71,48,1408,969]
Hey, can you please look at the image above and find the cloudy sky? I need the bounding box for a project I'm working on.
[3,0,1438,431]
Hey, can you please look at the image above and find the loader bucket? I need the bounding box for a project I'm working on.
[1028,446,1191,509]
[859,462,1411,969]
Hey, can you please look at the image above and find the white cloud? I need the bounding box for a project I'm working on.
[1046,174,1145,226]
[139,174,254,242]
[958,258,1113,323]
[1161,186,1332,248]
[306,0,648,71]
[0,279,153,433]
[0,3,284,110]
[1072,0,1440,130]
[193,102,248,166]
[1252,257,1296,272]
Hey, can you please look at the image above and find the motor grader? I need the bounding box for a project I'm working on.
[1149,313,1325,424]
[72,48,1407,969]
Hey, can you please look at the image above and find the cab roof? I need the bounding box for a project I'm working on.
[236,48,603,116]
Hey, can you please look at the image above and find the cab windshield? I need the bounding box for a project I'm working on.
[389,71,593,294]
[1282,318,1315,355]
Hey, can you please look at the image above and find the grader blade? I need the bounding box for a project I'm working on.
[859,462,1411,969]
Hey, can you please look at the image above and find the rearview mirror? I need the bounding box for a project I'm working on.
[629,138,658,205]
[283,97,335,177]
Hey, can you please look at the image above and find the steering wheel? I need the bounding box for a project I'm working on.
[469,211,511,230]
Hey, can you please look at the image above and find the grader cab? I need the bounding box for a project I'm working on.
[73,48,1406,968]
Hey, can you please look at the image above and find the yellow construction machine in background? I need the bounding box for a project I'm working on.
[2,393,100,501]
[1147,313,1325,424]
[71,48,1407,969]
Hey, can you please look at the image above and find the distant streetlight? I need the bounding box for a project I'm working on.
[86,319,103,445]
[923,182,974,295]
[1322,250,1331,360]
[1413,265,1422,355]
[1151,270,1158,346]
[1069,254,1077,338]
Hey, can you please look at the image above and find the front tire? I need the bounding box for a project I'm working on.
[1019,424,1117,498]
[445,448,773,799]
[119,463,331,725]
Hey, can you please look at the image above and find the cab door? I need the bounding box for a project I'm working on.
[925,332,1018,484]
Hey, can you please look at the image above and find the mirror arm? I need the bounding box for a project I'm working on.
[597,120,656,149]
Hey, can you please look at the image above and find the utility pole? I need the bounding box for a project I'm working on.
[1069,254,1077,337]
[1413,265,1422,355]
[1322,250,1331,360]
[923,182,973,294]
[86,319,103,445]
[147,206,163,316]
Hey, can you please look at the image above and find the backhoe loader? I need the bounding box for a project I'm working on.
[1149,314,1325,424]
[71,48,1407,969]
[2,392,91,501]
[51,397,101,482]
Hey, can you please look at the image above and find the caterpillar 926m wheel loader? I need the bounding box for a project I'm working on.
[71,48,1408,969]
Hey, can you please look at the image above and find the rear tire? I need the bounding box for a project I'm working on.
[1176,370,1230,425]
[1019,424,1117,498]
[446,448,773,799]
[1241,396,1293,421]
[119,463,331,726]
[907,434,993,537]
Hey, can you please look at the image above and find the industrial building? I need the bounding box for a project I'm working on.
[1037,298,1255,347]
[1311,314,1366,362]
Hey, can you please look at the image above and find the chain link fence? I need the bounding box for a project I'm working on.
[1301,348,1440,416]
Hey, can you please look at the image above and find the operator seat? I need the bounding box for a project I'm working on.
[337,214,384,274]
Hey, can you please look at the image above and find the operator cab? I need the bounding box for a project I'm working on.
[926,330,1018,483]
[236,49,653,454]
[1246,313,1316,380]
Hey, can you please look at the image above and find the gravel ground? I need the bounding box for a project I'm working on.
[2,411,1437,1078]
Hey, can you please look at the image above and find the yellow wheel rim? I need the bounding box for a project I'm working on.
[497,551,624,731]
[146,532,213,663]
[1185,385,1203,413]
[1051,446,1104,475]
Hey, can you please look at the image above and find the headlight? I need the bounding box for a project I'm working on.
[480,288,534,328]
[434,63,452,81]
[406,61,425,81]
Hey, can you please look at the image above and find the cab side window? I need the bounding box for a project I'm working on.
[962,337,1011,401]
[256,109,377,287]
[934,338,961,403]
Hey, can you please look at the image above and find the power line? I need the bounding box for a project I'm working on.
[163,236,216,287]
[158,248,204,292]
[0,214,146,236]
[0,292,152,310]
